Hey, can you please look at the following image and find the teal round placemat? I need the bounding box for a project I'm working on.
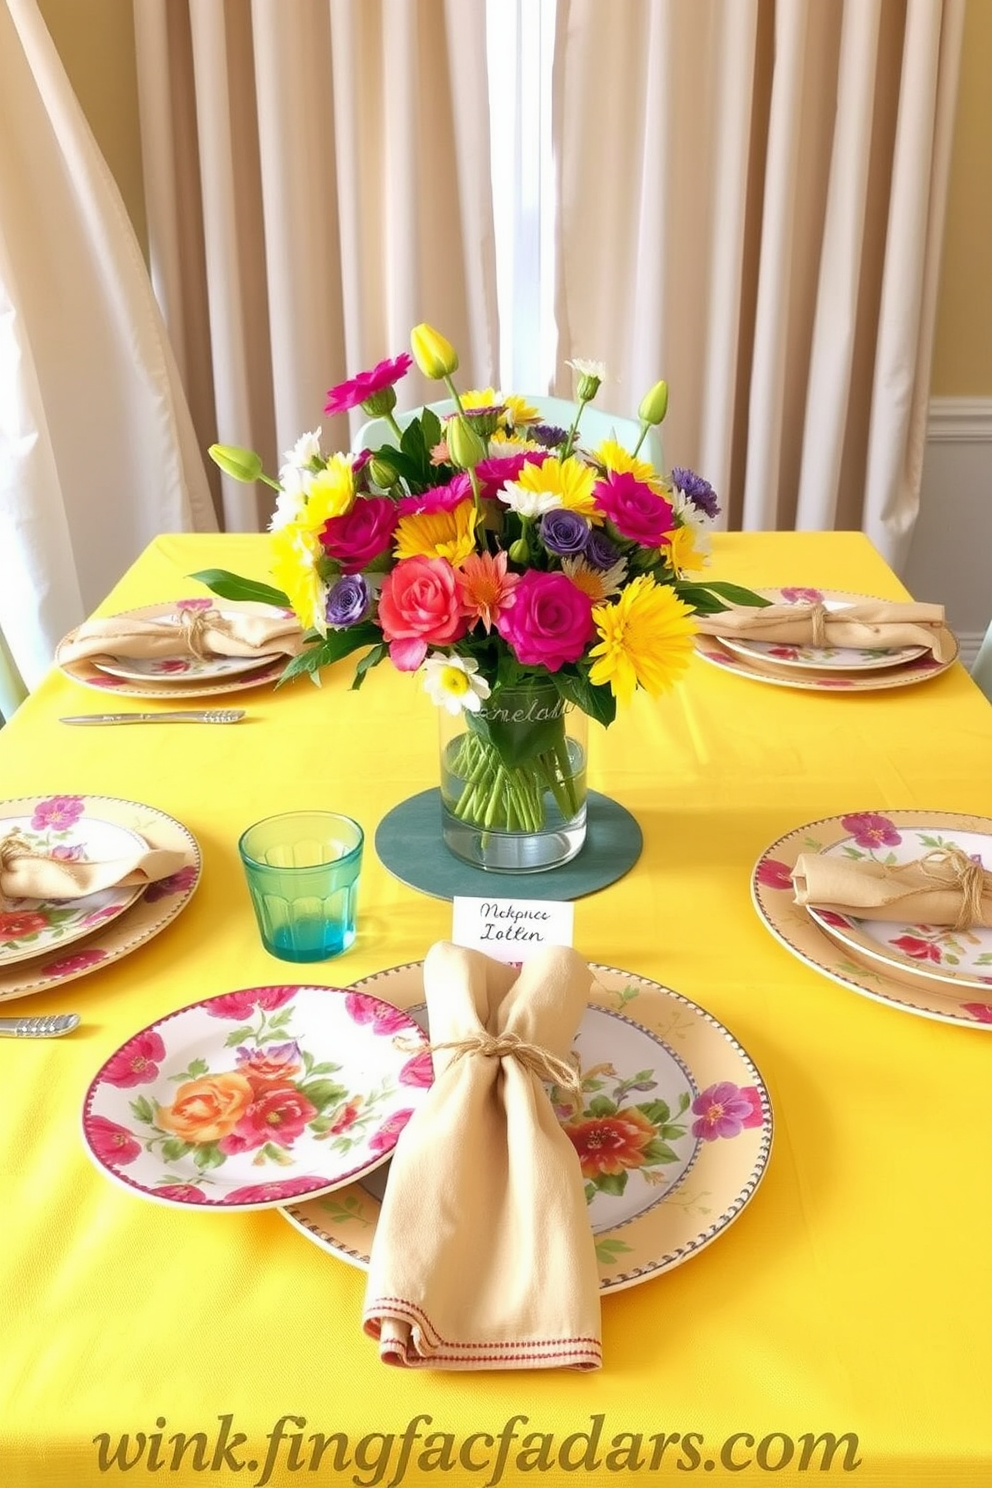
[374,790,642,901]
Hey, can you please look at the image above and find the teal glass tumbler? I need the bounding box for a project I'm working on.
[238,811,364,963]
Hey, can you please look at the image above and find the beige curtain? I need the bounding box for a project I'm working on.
[552,0,965,570]
[0,0,215,705]
[134,0,499,533]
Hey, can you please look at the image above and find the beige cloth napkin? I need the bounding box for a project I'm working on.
[793,849,992,927]
[58,608,304,665]
[697,600,954,661]
[363,941,602,1371]
[0,831,189,904]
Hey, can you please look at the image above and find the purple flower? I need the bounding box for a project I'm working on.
[584,527,621,571]
[31,796,85,832]
[326,574,372,628]
[671,467,719,519]
[531,423,569,448]
[539,508,589,557]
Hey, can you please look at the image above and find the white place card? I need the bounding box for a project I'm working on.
[451,896,574,963]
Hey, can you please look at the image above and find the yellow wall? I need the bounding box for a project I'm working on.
[36,0,992,398]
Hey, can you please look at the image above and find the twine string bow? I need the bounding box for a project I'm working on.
[410,1029,584,1106]
[912,846,992,930]
[807,603,830,647]
[177,608,241,661]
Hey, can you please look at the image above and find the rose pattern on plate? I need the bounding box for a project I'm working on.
[92,994,429,1200]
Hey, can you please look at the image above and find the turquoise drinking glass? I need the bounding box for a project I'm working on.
[238,811,364,962]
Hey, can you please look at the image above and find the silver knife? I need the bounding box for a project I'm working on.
[60,710,246,725]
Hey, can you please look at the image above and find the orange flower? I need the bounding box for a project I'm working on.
[562,1106,657,1179]
[456,550,520,632]
[157,1071,254,1144]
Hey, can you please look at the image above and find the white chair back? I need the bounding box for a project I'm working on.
[972,622,992,702]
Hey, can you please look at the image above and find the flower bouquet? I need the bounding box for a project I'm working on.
[197,325,764,869]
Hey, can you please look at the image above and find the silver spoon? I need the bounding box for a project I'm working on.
[0,1013,81,1038]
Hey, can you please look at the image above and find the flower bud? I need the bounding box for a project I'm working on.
[637,380,669,427]
[209,443,263,483]
[410,323,459,379]
[361,384,398,418]
[508,537,529,564]
[446,415,487,472]
[368,455,399,489]
[575,371,602,403]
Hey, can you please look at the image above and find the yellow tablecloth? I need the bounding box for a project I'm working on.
[2,532,991,1486]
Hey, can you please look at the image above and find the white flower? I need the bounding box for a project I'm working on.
[499,481,562,519]
[420,653,491,715]
[670,487,713,558]
[268,480,309,531]
[566,358,607,379]
[283,428,323,468]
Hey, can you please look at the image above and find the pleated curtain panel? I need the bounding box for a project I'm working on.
[0,0,966,713]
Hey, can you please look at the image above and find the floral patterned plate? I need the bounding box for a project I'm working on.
[0,797,199,1004]
[56,600,287,700]
[717,589,926,672]
[82,986,433,1210]
[752,811,992,1028]
[0,797,148,968]
[804,826,992,993]
[281,963,772,1294]
[696,588,958,692]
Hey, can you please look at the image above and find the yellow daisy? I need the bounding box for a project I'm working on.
[393,499,477,566]
[302,453,356,527]
[561,555,627,602]
[515,456,599,520]
[592,438,666,494]
[664,523,710,577]
[270,523,327,634]
[589,575,697,705]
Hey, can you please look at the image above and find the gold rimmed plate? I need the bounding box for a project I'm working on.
[280,962,773,1294]
[752,810,992,1027]
[56,599,286,700]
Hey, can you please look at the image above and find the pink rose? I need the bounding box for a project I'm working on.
[219,1084,318,1154]
[345,992,411,1034]
[592,471,674,547]
[495,570,594,671]
[320,496,397,573]
[377,556,469,671]
[207,985,298,1020]
[221,1177,329,1204]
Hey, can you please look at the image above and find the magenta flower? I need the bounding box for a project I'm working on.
[840,812,901,850]
[767,647,800,661]
[51,843,86,862]
[320,496,397,573]
[155,1184,207,1203]
[962,1003,992,1024]
[218,1085,318,1154]
[399,1049,434,1088]
[891,935,942,964]
[755,858,794,892]
[369,1108,415,1155]
[221,1177,330,1204]
[207,985,297,1020]
[781,587,825,605]
[93,676,129,689]
[324,353,413,416]
[691,1082,763,1141]
[100,1029,167,1088]
[495,569,594,672]
[592,470,674,547]
[86,1115,141,1166]
[31,795,85,832]
[476,451,548,501]
[143,865,198,903]
[44,948,107,977]
[175,598,214,612]
[151,659,192,675]
[344,991,411,1035]
[396,473,472,516]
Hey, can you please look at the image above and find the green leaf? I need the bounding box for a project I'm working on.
[594,1170,629,1196]
[351,643,389,691]
[552,669,617,729]
[641,1140,681,1164]
[657,1123,688,1142]
[188,569,290,608]
[690,580,772,609]
[191,1142,226,1172]
[129,1096,155,1125]
[586,1095,618,1117]
[595,1237,633,1262]
[275,624,382,687]
[636,1099,672,1125]
[298,1078,349,1113]
[161,1138,193,1163]
[223,1025,256,1048]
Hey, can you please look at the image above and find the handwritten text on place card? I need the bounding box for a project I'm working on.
[451,896,574,962]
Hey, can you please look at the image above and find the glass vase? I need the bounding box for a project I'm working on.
[438,679,588,872]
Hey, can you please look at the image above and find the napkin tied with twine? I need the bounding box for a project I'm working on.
[697,601,954,661]
[363,942,602,1371]
[793,847,992,929]
[59,607,304,666]
[0,829,188,907]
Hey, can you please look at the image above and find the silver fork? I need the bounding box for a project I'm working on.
[60,710,246,725]
[0,1013,81,1038]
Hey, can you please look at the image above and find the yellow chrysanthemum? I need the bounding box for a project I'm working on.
[592,439,666,493]
[270,523,327,634]
[302,454,356,527]
[488,430,543,453]
[393,499,477,565]
[515,456,599,520]
[664,523,709,576]
[589,575,697,705]
[461,387,501,411]
[501,393,541,427]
